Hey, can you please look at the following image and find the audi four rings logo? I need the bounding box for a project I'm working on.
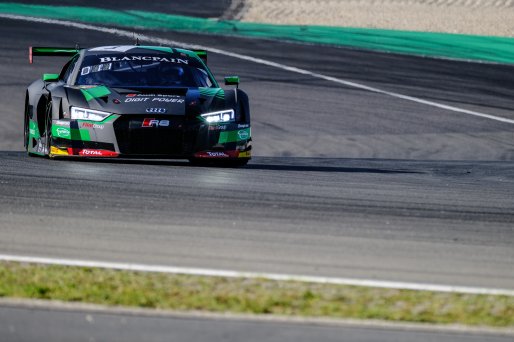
[146,108,167,113]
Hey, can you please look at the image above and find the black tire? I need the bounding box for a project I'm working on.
[24,95,37,157]
[44,101,52,157]
[23,98,28,150]
[24,107,31,154]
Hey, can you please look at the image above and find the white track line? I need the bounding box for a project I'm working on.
[1,13,514,125]
[1,254,513,296]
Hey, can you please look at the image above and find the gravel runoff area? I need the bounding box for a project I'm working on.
[238,0,514,37]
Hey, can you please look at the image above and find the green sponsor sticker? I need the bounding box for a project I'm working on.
[237,130,249,140]
[51,125,91,141]
[218,128,251,144]
[56,127,70,138]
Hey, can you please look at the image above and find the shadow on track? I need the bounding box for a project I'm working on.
[4,151,422,174]
[245,163,421,174]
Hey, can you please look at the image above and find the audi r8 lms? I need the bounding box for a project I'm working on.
[24,45,251,166]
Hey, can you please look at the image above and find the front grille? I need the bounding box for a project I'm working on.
[113,115,185,155]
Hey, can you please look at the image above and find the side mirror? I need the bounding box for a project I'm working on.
[42,73,59,82]
[224,76,239,88]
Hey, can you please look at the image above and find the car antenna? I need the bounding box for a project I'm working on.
[134,33,140,46]
[75,43,80,50]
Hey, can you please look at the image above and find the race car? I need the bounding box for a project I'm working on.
[24,45,251,166]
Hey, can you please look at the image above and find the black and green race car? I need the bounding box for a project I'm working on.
[24,45,251,166]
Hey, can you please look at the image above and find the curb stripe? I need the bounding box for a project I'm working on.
[1,13,513,125]
[1,254,513,296]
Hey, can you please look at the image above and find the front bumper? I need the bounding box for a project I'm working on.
[49,115,252,159]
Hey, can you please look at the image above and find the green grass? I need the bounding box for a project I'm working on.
[0,262,513,327]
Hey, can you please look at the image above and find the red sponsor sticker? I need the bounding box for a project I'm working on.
[67,148,119,157]
[194,151,239,158]
[142,118,170,127]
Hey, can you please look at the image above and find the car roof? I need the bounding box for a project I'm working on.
[83,45,197,58]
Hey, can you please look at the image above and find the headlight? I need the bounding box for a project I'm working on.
[71,107,111,122]
[200,109,234,124]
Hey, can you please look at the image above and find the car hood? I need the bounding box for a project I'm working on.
[64,85,227,116]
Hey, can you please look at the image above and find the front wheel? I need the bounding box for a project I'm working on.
[24,96,37,157]
[44,101,53,157]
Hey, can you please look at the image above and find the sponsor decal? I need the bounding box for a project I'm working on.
[238,124,249,129]
[29,128,35,135]
[54,120,70,127]
[70,148,119,157]
[56,127,70,138]
[145,108,167,114]
[125,97,150,102]
[126,94,180,98]
[207,152,229,157]
[194,151,241,158]
[99,56,189,64]
[81,123,104,129]
[208,125,227,131]
[113,99,121,104]
[124,94,184,103]
[142,118,170,128]
[237,130,249,140]
[151,98,184,103]
[81,63,112,76]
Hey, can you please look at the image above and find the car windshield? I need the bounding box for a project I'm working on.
[75,54,214,88]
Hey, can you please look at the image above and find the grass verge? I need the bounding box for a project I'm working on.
[0,261,513,327]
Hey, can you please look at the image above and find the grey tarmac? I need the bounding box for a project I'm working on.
[0,300,513,342]
[0,1,514,340]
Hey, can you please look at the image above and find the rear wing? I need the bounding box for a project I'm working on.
[29,46,79,64]
[194,50,207,64]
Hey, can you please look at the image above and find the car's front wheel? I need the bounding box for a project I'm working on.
[44,101,53,157]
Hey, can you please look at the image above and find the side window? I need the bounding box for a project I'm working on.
[193,68,213,88]
[60,57,78,84]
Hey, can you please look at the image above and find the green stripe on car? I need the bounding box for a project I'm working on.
[80,86,111,102]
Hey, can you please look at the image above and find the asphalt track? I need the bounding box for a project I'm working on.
[1,304,513,342]
[0,2,514,341]
[6,0,233,18]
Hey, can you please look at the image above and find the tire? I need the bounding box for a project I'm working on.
[24,96,37,157]
[23,98,28,150]
[44,101,53,157]
[24,106,31,154]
